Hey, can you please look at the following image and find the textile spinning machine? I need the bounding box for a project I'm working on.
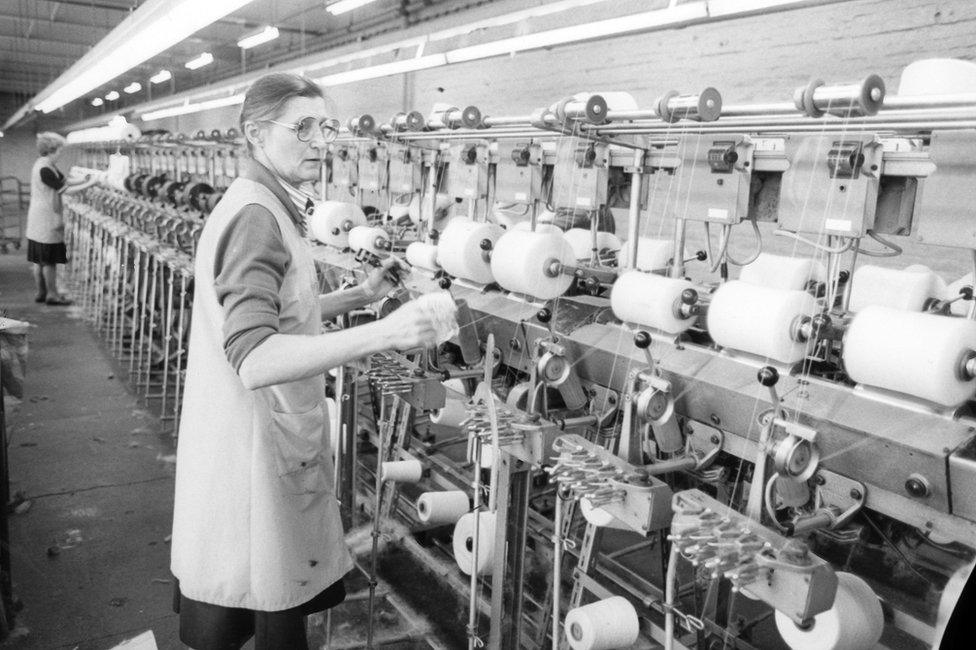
[64,57,976,650]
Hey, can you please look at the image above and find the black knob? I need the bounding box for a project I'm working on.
[465,147,478,164]
[479,238,493,251]
[429,229,440,243]
[811,313,832,337]
[634,331,651,349]
[905,477,926,497]
[438,277,452,290]
[537,308,552,324]
[961,286,974,301]
[681,288,698,305]
[838,270,850,283]
[331,228,340,236]
[695,250,707,262]
[757,366,779,387]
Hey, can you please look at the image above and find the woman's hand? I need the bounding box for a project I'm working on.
[362,256,410,299]
[378,300,439,350]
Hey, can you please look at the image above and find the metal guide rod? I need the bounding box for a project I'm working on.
[159,265,176,420]
[172,271,189,437]
[327,91,976,144]
[587,120,976,135]
[141,254,161,398]
[625,148,644,271]
[551,494,563,650]
[366,393,388,650]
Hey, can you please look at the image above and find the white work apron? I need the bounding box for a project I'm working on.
[171,177,353,611]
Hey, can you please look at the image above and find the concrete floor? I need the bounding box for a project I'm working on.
[0,250,444,650]
[1,250,181,649]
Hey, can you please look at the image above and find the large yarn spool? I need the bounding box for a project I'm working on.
[740,253,825,291]
[380,460,423,483]
[405,242,440,273]
[899,58,976,96]
[620,237,673,272]
[707,281,817,364]
[490,230,576,299]
[452,511,496,575]
[843,305,976,406]
[347,225,389,255]
[611,271,698,334]
[564,596,640,650]
[430,379,468,427]
[436,217,503,284]
[849,264,941,312]
[563,228,623,259]
[416,490,469,525]
[308,201,367,248]
[775,572,883,650]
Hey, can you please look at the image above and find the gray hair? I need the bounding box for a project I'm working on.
[239,73,332,153]
[36,131,66,156]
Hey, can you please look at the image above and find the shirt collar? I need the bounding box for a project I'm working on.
[238,158,306,228]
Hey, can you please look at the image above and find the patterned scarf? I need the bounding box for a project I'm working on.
[274,177,316,236]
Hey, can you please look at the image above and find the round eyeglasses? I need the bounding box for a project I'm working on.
[263,116,341,143]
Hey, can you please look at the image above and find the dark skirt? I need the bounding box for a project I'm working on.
[26,239,67,265]
[173,578,346,650]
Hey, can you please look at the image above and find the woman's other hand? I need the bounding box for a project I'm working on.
[379,299,438,350]
[363,255,409,299]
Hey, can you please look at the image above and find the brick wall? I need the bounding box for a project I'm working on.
[140,0,975,134]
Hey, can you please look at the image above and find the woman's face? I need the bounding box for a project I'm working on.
[48,146,62,163]
[249,95,331,185]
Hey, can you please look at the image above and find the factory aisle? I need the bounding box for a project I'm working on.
[0,251,446,650]
[0,251,181,649]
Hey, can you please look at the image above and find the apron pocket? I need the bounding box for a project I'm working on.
[269,403,330,495]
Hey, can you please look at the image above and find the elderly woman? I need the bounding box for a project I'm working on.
[25,132,98,305]
[170,73,440,649]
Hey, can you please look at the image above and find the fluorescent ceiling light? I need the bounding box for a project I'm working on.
[105,91,120,101]
[29,0,255,115]
[91,97,104,107]
[56,0,823,133]
[124,82,142,94]
[150,70,172,84]
[317,54,447,86]
[140,93,245,121]
[321,4,707,84]
[238,25,279,49]
[326,0,379,15]
[186,52,215,70]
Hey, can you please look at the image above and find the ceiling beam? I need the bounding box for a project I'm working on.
[15,0,327,36]
[29,0,136,11]
[0,47,86,63]
[0,34,93,50]
[0,13,115,31]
